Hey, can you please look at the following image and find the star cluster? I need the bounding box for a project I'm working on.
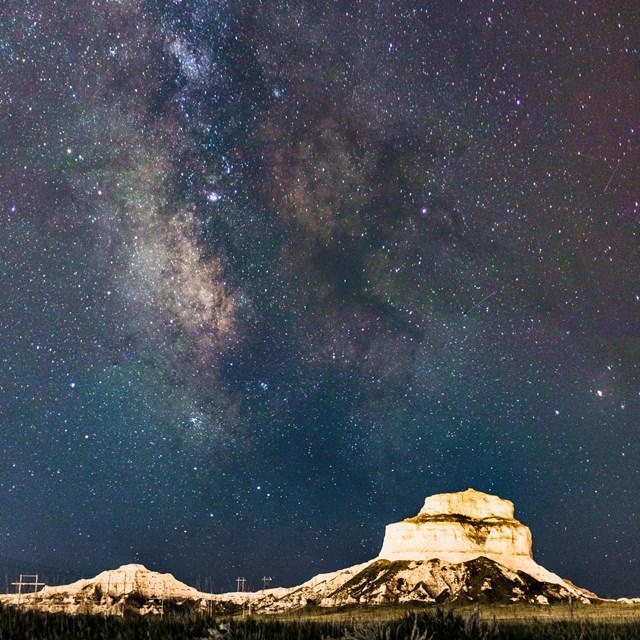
[0,0,639,597]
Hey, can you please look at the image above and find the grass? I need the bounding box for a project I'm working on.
[469,600,640,623]
[1,601,640,639]
[254,600,640,624]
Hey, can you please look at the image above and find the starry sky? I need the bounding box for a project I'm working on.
[0,0,639,599]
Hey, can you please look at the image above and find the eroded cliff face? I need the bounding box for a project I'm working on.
[420,488,516,519]
[379,488,532,563]
[39,564,204,601]
[2,564,209,616]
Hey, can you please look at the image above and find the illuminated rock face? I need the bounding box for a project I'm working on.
[39,563,204,601]
[379,489,533,563]
[3,564,209,616]
[420,488,516,520]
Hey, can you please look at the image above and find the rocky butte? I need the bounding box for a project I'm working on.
[1,489,598,615]
[0,564,207,616]
[252,488,597,609]
[379,488,562,581]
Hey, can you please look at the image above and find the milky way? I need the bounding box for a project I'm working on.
[1,1,639,597]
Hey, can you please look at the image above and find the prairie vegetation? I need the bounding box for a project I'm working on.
[1,602,639,639]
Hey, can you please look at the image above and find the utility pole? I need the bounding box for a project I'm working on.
[105,575,110,616]
[122,576,127,618]
[261,576,273,592]
[204,576,214,617]
[236,577,247,618]
[12,574,45,608]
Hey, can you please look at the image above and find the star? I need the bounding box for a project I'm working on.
[0,0,637,600]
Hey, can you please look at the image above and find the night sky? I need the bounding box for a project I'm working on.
[1,0,639,599]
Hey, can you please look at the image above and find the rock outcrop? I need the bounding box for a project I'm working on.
[1,564,210,616]
[380,488,532,561]
[377,488,567,586]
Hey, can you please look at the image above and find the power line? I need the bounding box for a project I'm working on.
[11,574,45,607]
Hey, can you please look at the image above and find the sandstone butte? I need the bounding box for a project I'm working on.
[378,487,566,585]
[271,487,596,608]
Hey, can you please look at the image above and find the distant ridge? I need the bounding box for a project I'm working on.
[1,564,209,616]
[1,489,598,615]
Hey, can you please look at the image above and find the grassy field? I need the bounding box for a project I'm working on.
[472,600,640,623]
[253,600,640,624]
[1,601,640,639]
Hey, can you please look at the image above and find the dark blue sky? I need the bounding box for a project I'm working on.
[0,0,639,598]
